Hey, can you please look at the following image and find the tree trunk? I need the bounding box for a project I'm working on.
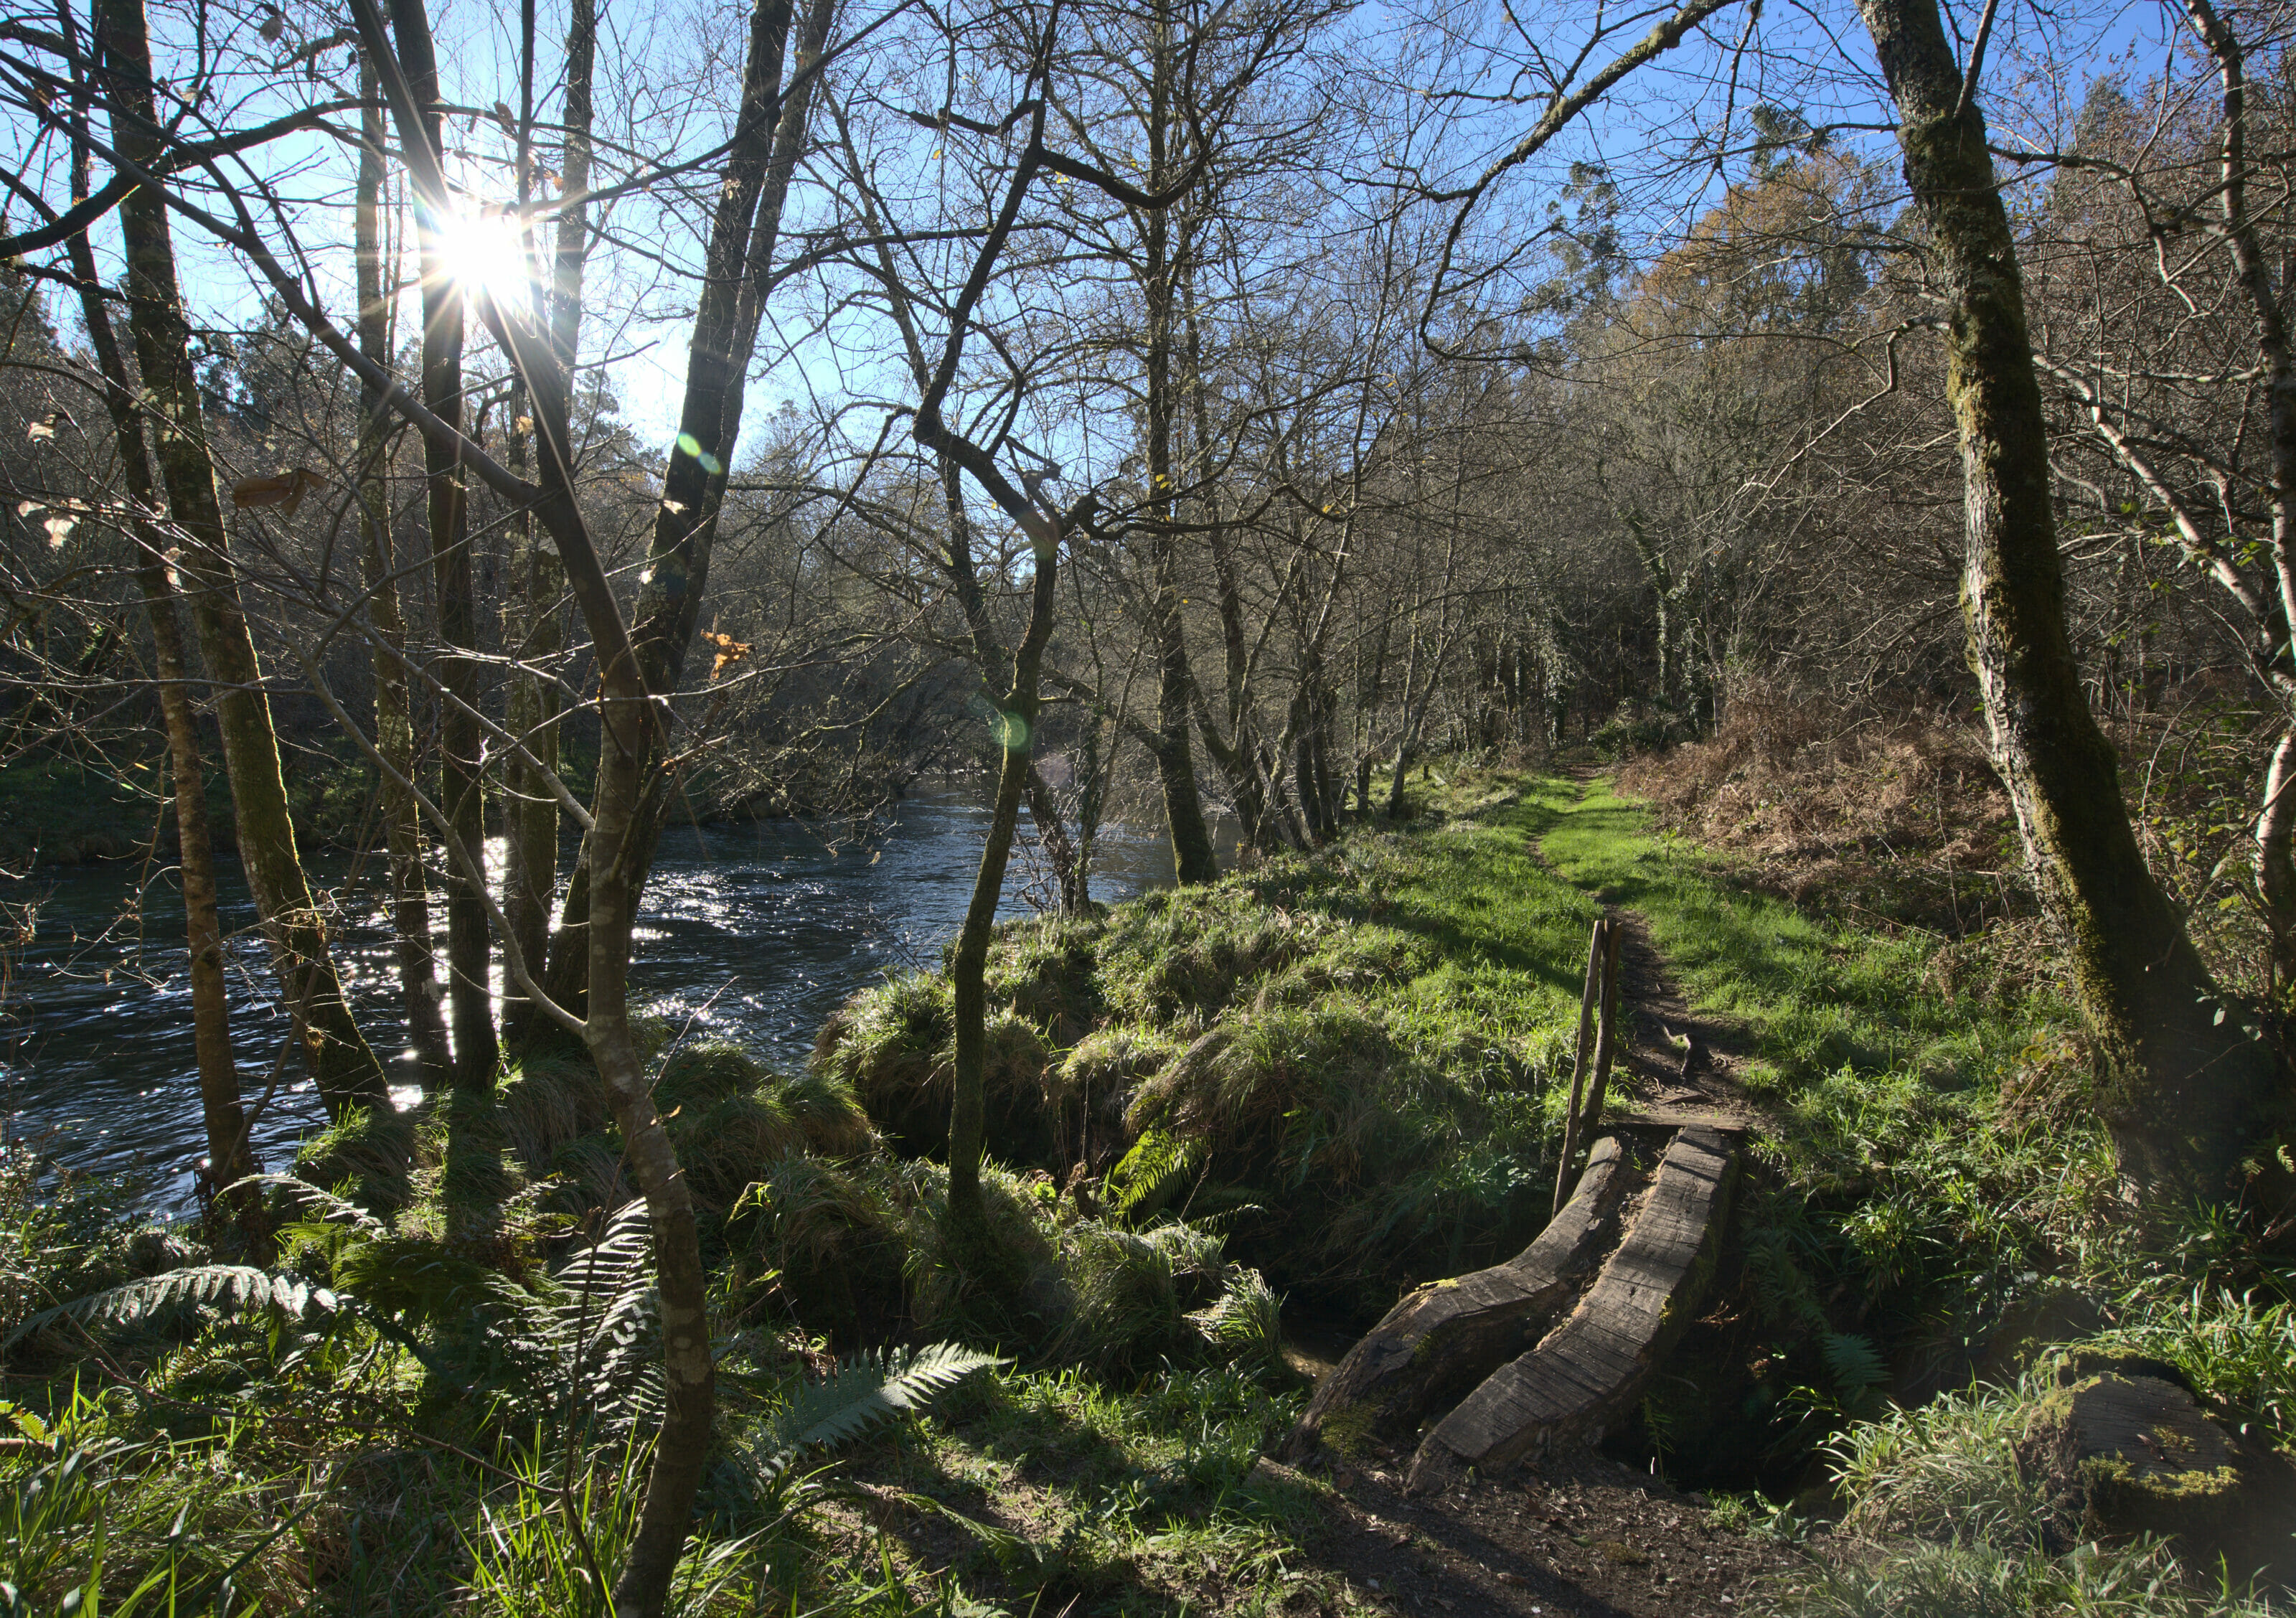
[60,200,255,1205]
[1024,766,1086,916]
[98,0,392,1119]
[343,0,715,1597]
[1141,43,1218,886]
[389,0,497,1092]
[1385,621,1423,820]
[584,701,713,1614]
[1857,0,2280,1205]
[2183,0,2296,995]
[514,0,598,1051]
[356,55,452,1081]
[2259,730,2296,1002]
[538,0,819,1020]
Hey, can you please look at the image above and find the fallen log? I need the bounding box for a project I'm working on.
[1278,1136,1639,1464]
[1408,1127,1738,1490]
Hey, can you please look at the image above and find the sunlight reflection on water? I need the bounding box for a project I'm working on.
[0,793,1190,1213]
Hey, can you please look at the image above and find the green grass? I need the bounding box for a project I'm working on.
[1519,773,2079,1103]
[818,776,1609,1313]
[818,1360,1379,1617]
[11,763,2291,1616]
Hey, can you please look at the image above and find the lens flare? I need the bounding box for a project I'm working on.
[430,204,531,306]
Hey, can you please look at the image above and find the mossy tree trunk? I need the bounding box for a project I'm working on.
[98,0,392,1120]
[57,104,255,1203]
[356,55,452,1083]
[1183,281,1294,856]
[902,82,1183,1226]
[502,0,588,1049]
[389,0,497,1093]
[349,0,715,1595]
[1856,0,2282,1205]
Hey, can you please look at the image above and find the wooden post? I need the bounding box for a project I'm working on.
[1582,918,1622,1146]
[1553,916,1606,1217]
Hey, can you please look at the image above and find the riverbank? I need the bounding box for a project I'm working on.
[0,768,2287,1614]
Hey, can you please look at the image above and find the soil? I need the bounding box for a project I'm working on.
[827,1441,1802,1618]
[1602,910,1769,1139]
[1269,1451,1798,1618]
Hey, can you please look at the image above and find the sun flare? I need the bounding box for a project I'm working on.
[430,204,532,306]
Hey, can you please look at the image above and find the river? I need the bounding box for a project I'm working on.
[0,795,1190,1215]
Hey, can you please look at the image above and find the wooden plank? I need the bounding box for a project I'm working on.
[1605,1111,1753,1133]
[1277,1137,1639,1464]
[1407,1127,1739,1489]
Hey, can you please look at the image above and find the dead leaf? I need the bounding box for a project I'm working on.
[25,420,53,441]
[15,501,37,518]
[258,6,283,41]
[700,628,751,682]
[514,415,534,436]
[230,468,326,517]
[44,515,74,547]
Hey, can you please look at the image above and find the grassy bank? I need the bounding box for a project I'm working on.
[1,767,2290,1614]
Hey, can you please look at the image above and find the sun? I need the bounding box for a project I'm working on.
[430,204,533,306]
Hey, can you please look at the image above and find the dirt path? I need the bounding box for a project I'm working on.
[1258,800,1788,1617]
[1269,1449,1794,1617]
[1603,910,1768,1137]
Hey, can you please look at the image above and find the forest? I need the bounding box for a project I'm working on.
[0,0,2294,1609]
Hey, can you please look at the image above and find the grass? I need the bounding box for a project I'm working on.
[813,1360,1366,1617]
[817,775,1611,1316]
[1770,1371,2285,1617]
[6,761,2293,1615]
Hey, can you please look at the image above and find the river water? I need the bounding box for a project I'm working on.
[0,796,1187,1214]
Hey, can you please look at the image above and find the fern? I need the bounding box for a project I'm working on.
[750,1342,1004,1484]
[542,1200,661,1431]
[218,1174,384,1233]
[5,1266,337,1349]
[1824,1331,1890,1408]
[1106,1127,1202,1223]
[1188,1266,1283,1369]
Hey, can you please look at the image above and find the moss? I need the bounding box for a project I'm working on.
[1315,1400,1378,1460]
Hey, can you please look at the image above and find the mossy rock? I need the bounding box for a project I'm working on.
[2018,1369,2296,1582]
[817,977,1069,1165]
[986,915,1108,1045]
[657,1040,879,1210]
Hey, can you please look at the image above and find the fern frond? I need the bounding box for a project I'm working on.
[6,1266,337,1349]
[1824,1332,1889,1397]
[541,1201,661,1432]
[1106,1128,1202,1223]
[218,1174,385,1233]
[753,1342,1003,1482]
[552,1200,652,1318]
[1188,1266,1283,1369]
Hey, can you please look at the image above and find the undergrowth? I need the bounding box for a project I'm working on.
[10,757,2295,1615]
[813,776,1598,1313]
